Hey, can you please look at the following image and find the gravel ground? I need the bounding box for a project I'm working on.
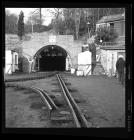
[5,73,125,128]
[5,76,75,128]
[4,72,57,81]
[6,87,50,128]
[63,73,125,128]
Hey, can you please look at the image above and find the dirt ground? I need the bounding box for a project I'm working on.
[5,73,125,128]
[6,87,51,127]
[63,73,125,127]
[5,75,75,128]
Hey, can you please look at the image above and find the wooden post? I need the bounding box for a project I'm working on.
[39,8,42,32]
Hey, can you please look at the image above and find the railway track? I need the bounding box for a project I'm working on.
[56,74,89,128]
[5,83,59,117]
[5,72,89,128]
[5,72,59,82]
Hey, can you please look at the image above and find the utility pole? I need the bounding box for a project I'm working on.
[30,16,33,33]
[87,22,90,38]
[39,8,42,32]
[98,8,99,20]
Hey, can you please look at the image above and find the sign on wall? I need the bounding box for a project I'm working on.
[49,35,56,43]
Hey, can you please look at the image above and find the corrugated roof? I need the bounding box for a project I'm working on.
[97,13,125,24]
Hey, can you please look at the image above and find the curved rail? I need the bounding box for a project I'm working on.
[31,87,58,110]
[56,74,89,128]
[5,83,58,119]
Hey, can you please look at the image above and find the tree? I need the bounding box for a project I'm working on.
[94,26,118,45]
[48,8,124,40]
[81,8,125,37]
[25,14,52,34]
[29,8,44,32]
[5,10,18,34]
[62,8,75,36]
[47,8,63,34]
[17,11,25,40]
[74,8,81,40]
[79,16,87,37]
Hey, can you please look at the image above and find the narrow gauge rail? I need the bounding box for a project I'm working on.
[5,83,58,119]
[56,74,89,128]
[30,86,60,119]
[6,73,89,127]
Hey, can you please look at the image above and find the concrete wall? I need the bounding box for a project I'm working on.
[22,33,74,57]
[5,50,18,74]
[5,50,12,74]
[21,32,83,72]
[101,49,125,76]
[5,33,84,73]
[71,40,83,68]
[100,49,107,73]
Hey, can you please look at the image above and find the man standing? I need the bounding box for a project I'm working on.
[116,55,125,85]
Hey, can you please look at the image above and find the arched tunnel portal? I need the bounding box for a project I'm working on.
[33,45,72,72]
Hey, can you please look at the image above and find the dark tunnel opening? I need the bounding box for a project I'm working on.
[35,45,67,71]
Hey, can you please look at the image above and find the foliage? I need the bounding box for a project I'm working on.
[25,10,52,33]
[79,16,87,37]
[17,11,25,40]
[5,10,18,34]
[5,8,124,37]
[94,26,118,45]
[24,24,52,33]
[49,8,124,40]
[27,9,44,33]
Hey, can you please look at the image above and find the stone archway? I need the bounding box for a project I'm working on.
[32,45,72,72]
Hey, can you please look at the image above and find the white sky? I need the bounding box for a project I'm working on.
[6,8,54,25]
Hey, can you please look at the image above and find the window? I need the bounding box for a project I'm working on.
[110,23,114,30]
